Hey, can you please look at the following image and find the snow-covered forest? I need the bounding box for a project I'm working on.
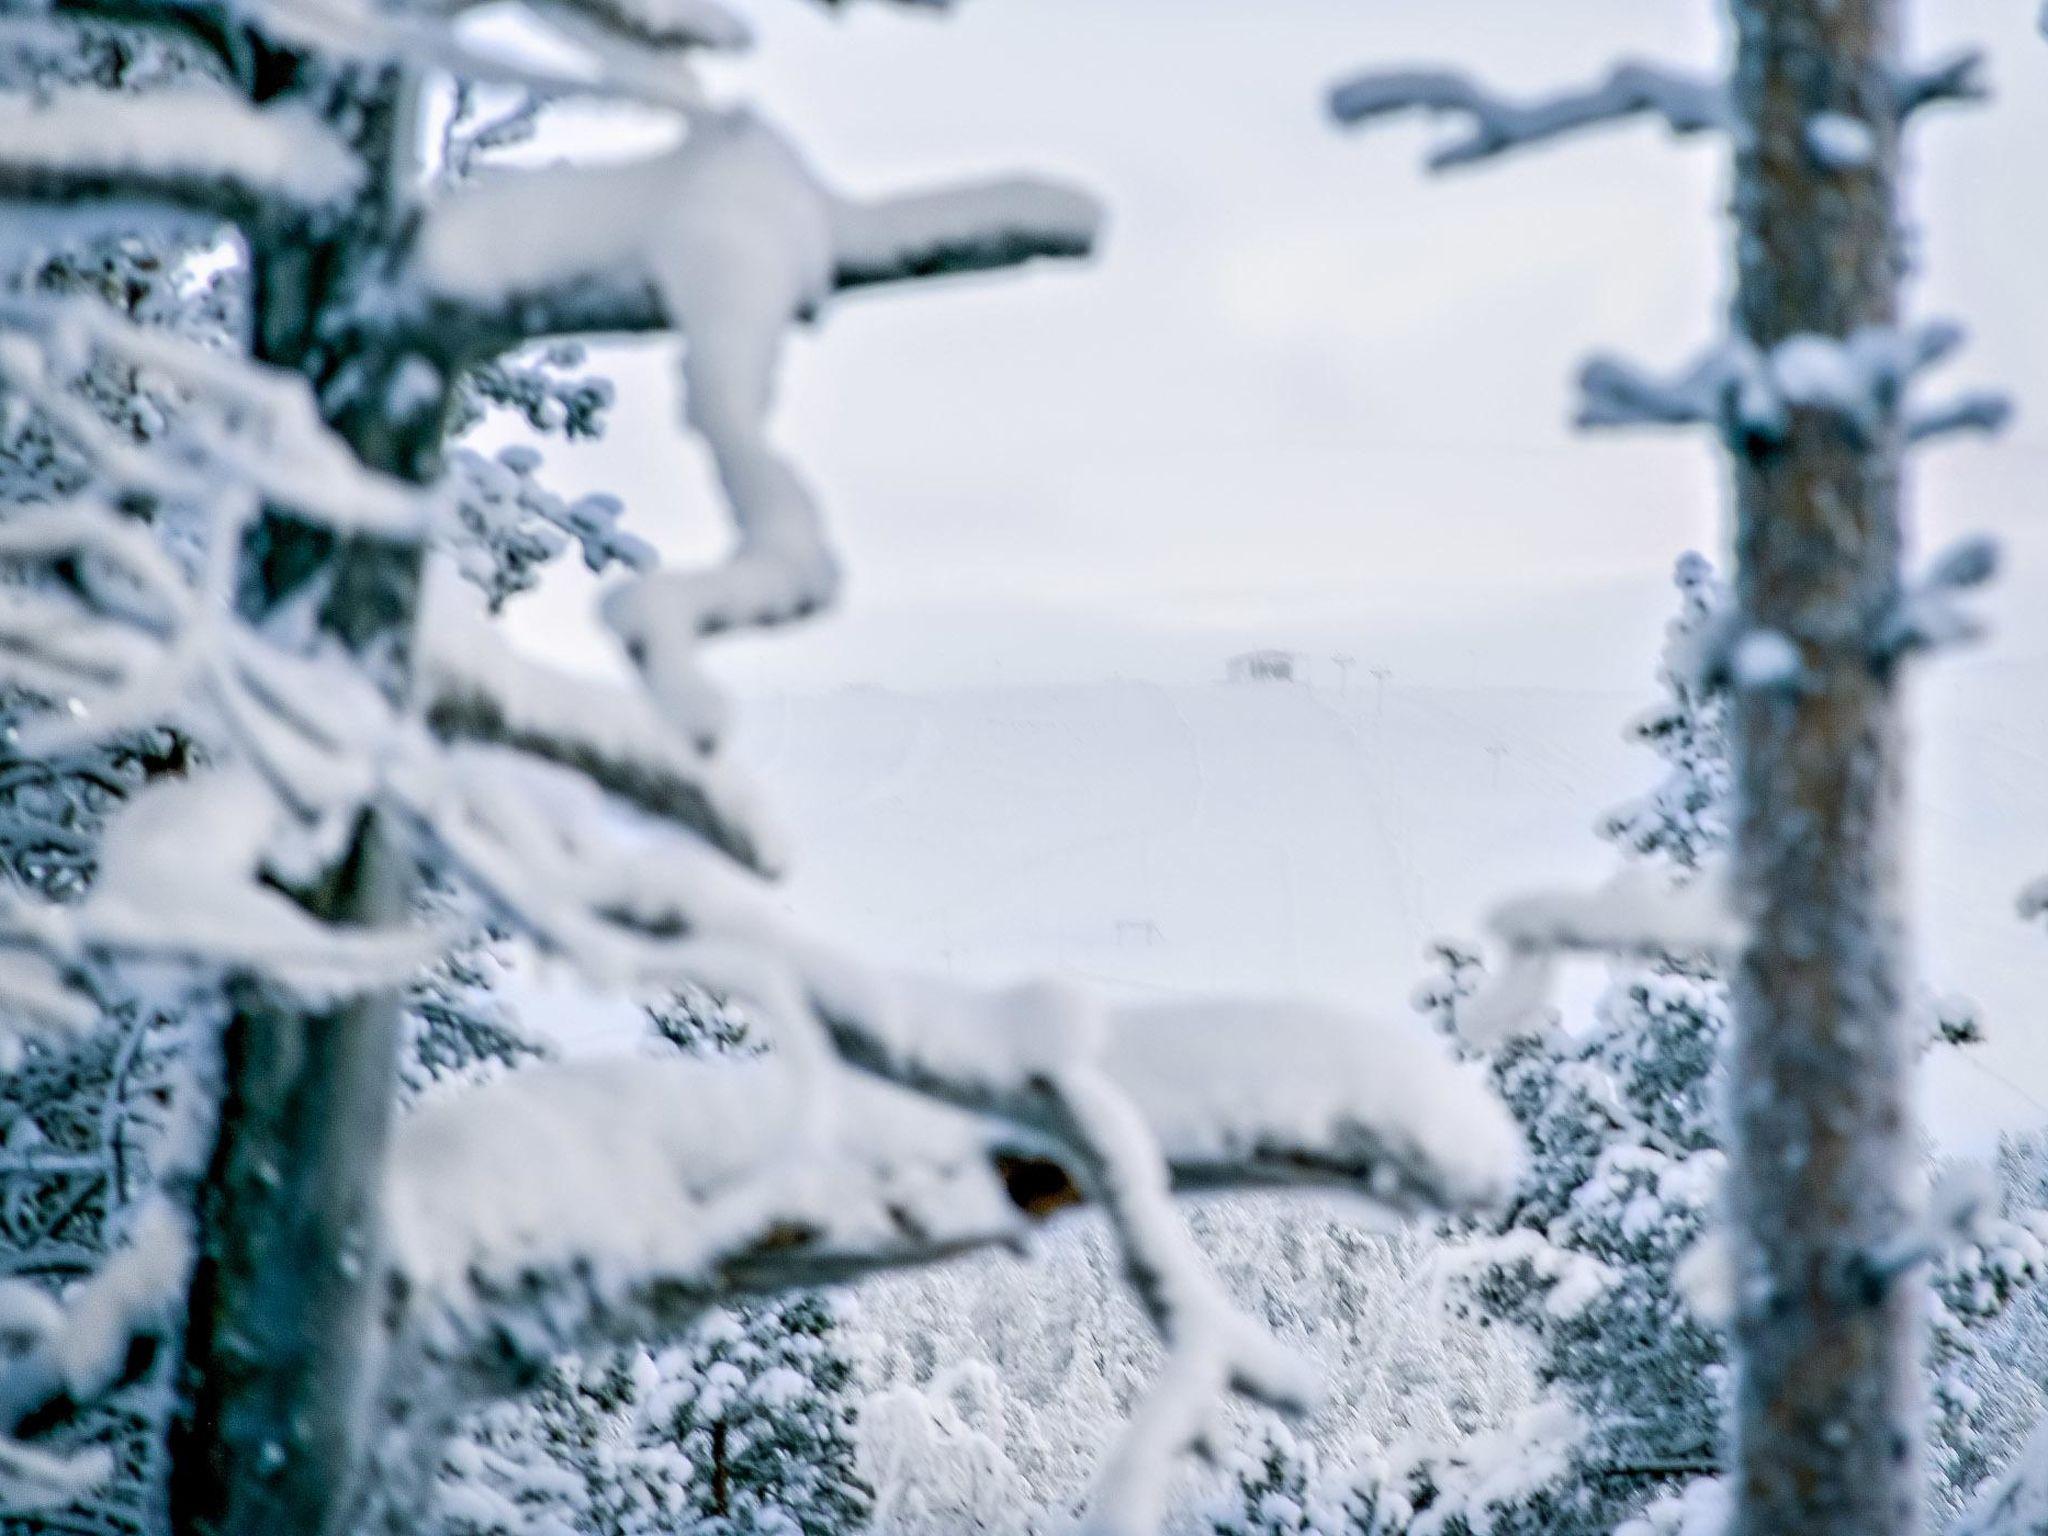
[5,1,2048,1534]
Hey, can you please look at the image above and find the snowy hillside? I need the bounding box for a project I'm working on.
[731,669,2048,1146]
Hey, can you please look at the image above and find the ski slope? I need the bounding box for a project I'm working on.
[731,670,2048,1147]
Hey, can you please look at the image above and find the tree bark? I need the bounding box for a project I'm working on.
[167,62,449,1536]
[168,826,411,1536]
[1725,3,1920,1534]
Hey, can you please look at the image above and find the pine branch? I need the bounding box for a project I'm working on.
[1329,51,1983,170]
[0,88,363,225]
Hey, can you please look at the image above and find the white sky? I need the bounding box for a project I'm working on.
[507,0,2048,697]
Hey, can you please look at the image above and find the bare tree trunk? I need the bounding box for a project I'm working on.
[1725,3,1920,1534]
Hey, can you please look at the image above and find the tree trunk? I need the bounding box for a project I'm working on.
[1725,3,1920,1534]
[167,65,452,1534]
[168,824,411,1536]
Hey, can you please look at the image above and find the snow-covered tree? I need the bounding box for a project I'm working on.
[1207,1425,1340,1536]
[857,1358,1036,1536]
[850,1192,1531,1536]
[435,1292,867,1536]
[0,6,1522,1535]
[1347,565,1732,1536]
[1335,9,2007,1532]
[1349,562,2046,1533]
[647,1293,868,1536]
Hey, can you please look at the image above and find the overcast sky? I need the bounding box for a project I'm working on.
[503,0,2048,698]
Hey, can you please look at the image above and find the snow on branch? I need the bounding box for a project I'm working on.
[0,297,430,539]
[0,86,363,222]
[412,114,1102,352]
[1328,50,1982,171]
[1576,322,2011,449]
[377,984,1517,1533]
[0,1201,188,1505]
[829,176,1102,291]
[362,746,1517,1535]
[386,1056,1032,1345]
[1327,62,1724,168]
[414,107,1099,747]
[414,566,777,871]
[1875,534,2001,662]
[0,768,440,1027]
[1488,866,1742,966]
[1461,866,1742,1047]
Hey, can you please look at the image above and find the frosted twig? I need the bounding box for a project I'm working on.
[1328,62,1724,168]
[1330,50,1982,171]
[414,565,775,869]
[1874,533,2001,661]
[1053,1061,1316,1536]
[1577,322,2007,449]
[0,86,362,220]
[1463,867,1742,1045]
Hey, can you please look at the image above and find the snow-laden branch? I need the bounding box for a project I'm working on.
[0,298,430,540]
[415,566,777,871]
[413,112,1102,350]
[387,1057,1035,1349]
[0,86,363,223]
[1328,62,1724,168]
[1328,50,1982,170]
[1576,322,2011,449]
[1461,866,1742,1047]
[413,107,1099,746]
[0,1201,188,1506]
[829,176,1102,290]
[374,991,1517,1526]
[359,743,1518,1534]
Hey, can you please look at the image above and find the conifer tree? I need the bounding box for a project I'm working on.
[1351,560,1733,1536]
[1333,8,2008,1529]
[1209,1426,1336,1536]
[0,3,1530,1532]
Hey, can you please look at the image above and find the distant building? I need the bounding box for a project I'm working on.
[1226,649,1301,684]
